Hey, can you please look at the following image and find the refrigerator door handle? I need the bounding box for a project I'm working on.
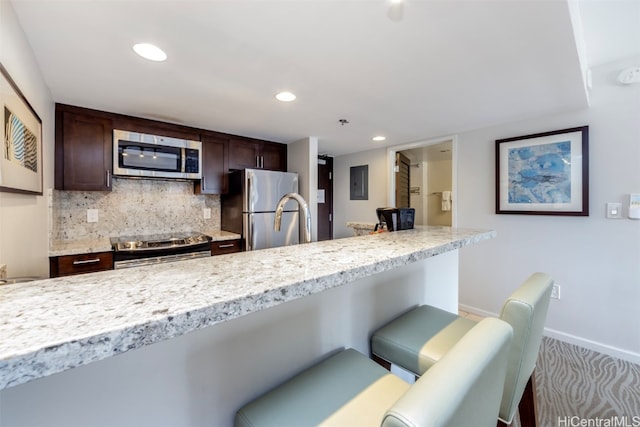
[246,172,252,213]
[247,214,254,251]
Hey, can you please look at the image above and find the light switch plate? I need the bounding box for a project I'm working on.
[606,202,622,219]
[203,208,211,219]
[87,209,99,223]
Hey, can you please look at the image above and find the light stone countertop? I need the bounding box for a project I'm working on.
[2,226,494,390]
[346,221,378,236]
[49,230,241,256]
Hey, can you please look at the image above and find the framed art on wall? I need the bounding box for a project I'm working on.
[0,63,43,195]
[495,126,589,216]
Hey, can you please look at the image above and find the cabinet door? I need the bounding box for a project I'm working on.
[196,135,228,194]
[261,142,287,171]
[59,111,113,191]
[50,252,114,277]
[228,137,261,170]
[210,239,242,255]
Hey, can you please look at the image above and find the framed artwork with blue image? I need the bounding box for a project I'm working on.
[496,126,589,216]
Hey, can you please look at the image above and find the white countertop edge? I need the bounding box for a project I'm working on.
[2,227,494,390]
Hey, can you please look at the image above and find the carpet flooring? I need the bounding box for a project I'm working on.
[512,337,640,427]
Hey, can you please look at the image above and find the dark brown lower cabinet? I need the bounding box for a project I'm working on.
[210,239,242,255]
[50,252,114,278]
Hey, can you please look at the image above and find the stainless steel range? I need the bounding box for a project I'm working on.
[110,232,212,269]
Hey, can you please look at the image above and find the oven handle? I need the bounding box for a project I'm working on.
[73,258,102,265]
[113,250,211,269]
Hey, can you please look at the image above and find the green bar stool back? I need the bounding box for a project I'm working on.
[371,272,553,427]
[235,318,513,427]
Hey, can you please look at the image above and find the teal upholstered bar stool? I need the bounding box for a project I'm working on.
[371,272,553,427]
[235,317,513,427]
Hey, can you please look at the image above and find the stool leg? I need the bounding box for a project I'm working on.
[518,373,538,427]
[496,371,538,427]
[371,354,391,371]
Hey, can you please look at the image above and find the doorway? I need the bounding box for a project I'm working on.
[388,137,456,226]
[395,152,411,208]
[317,155,333,241]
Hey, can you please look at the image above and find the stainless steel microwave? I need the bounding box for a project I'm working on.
[113,129,202,180]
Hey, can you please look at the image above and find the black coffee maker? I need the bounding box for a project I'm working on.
[375,207,415,232]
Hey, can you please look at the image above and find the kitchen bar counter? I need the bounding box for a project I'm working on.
[48,230,241,256]
[1,226,493,391]
[346,221,378,236]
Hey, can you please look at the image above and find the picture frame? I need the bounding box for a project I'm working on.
[0,63,43,195]
[495,126,589,216]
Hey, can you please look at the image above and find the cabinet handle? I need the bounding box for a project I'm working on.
[202,176,206,190]
[218,243,235,249]
[106,170,111,188]
[261,156,264,169]
[256,156,260,168]
[73,258,101,265]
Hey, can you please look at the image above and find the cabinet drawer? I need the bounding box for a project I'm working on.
[210,239,242,255]
[50,252,114,277]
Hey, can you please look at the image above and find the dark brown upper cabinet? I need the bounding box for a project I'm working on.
[229,136,287,172]
[55,107,113,191]
[195,134,229,195]
[261,141,287,171]
[55,104,287,192]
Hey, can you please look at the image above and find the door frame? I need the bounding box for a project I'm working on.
[386,135,458,227]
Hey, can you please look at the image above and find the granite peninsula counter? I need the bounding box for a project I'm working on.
[0,226,494,426]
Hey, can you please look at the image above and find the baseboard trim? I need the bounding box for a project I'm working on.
[458,304,640,365]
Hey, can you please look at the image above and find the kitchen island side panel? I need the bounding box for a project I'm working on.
[0,251,457,427]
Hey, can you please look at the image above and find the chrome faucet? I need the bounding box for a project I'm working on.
[274,192,312,244]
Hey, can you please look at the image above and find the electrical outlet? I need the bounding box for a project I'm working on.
[203,208,211,219]
[606,202,622,219]
[87,209,99,223]
[551,284,561,300]
[0,264,6,280]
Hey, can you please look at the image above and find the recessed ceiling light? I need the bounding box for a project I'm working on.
[372,136,386,142]
[133,43,167,62]
[275,91,296,102]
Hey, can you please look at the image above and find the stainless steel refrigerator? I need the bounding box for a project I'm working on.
[221,169,300,251]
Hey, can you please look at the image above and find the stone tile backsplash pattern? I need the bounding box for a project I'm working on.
[50,178,220,241]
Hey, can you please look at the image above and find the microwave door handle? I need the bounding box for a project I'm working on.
[180,148,186,173]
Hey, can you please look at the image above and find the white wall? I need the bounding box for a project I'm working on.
[0,0,54,278]
[457,56,640,363]
[333,147,388,238]
[331,57,640,363]
[286,137,318,241]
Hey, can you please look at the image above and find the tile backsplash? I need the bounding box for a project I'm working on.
[50,178,220,242]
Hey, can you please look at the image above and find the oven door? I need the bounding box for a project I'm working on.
[113,242,211,269]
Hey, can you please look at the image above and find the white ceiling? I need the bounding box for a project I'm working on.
[9,0,640,157]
